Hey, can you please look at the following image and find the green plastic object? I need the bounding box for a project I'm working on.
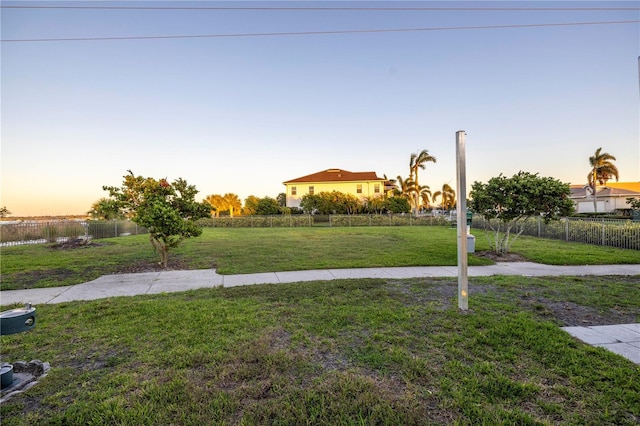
[466,211,473,226]
[0,304,36,336]
[1,364,14,389]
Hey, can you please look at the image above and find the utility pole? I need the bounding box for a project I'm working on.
[456,130,468,311]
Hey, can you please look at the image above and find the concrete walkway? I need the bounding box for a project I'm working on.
[1,262,639,363]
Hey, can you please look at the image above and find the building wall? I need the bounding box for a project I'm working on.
[576,197,632,213]
[285,180,384,208]
[577,200,607,213]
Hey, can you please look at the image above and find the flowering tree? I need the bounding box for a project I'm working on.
[103,171,211,267]
[470,172,574,255]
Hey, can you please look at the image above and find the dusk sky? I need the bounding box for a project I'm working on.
[2,1,639,216]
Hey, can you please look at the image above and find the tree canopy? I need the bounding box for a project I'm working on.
[205,193,242,217]
[470,171,574,254]
[87,198,125,220]
[103,171,210,267]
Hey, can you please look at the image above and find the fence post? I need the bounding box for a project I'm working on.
[565,219,569,242]
[537,217,541,237]
[602,218,605,245]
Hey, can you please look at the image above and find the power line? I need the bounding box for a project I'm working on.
[2,20,637,43]
[2,5,639,11]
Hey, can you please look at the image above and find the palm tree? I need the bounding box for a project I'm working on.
[418,185,432,209]
[396,175,416,205]
[588,148,619,213]
[432,183,456,211]
[409,149,436,214]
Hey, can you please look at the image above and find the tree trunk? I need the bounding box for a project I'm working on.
[592,170,598,213]
[160,245,169,268]
[150,235,169,268]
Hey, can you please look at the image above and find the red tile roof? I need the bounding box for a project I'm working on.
[283,169,383,184]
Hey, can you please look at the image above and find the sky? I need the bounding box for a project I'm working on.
[1,1,639,216]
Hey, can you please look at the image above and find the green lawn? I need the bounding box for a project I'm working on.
[1,226,639,290]
[1,275,639,425]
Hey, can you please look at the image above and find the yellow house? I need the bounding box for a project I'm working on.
[283,169,387,208]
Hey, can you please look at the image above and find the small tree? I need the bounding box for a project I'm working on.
[243,195,260,215]
[87,198,124,220]
[470,171,574,255]
[626,197,640,210]
[255,197,281,215]
[276,192,287,207]
[384,196,411,213]
[0,206,11,218]
[103,171,211,267]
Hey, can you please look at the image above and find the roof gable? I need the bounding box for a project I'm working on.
[284,169,383,184]
[570,182,640,198]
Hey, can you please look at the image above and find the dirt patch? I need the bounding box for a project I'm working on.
[109,258,192,274]
[518,296,640,327]
[388,278,640,327]
[474,250,528,262]
[49,239,106,250]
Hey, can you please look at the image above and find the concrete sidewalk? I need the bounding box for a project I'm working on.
[1,262,638,364]
[562,324,640,364]
[1,262,638,306]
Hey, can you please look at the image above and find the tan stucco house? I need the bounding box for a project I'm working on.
[569,182,640,213]
[283,169,387,208]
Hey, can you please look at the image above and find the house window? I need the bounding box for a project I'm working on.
[356,184,362,194]
[374,184,380,194]
[291,186,297,196]
[309,186,314,195]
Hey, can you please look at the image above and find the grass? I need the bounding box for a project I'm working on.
[1,226,639,291]
[1,275,639,425]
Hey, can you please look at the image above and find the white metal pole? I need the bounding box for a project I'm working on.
[456,131,469,311]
